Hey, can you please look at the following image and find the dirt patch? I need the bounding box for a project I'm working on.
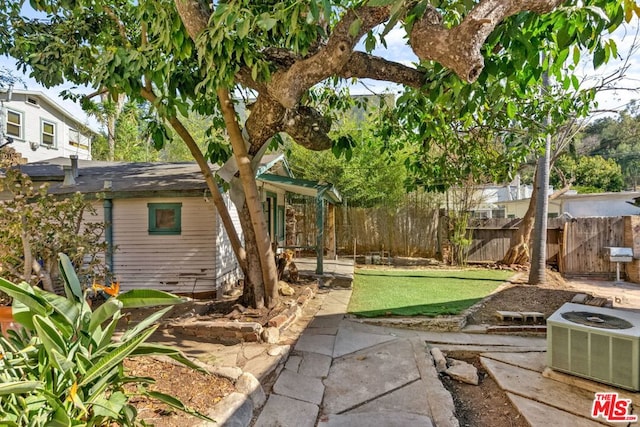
[121,278,318,327]
[442,353,528,427]
[123,356,234,427]
[467,270,580,327]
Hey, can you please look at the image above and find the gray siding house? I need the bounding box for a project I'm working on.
[15,154,340,296]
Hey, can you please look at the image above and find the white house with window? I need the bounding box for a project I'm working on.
[1,89,94,162]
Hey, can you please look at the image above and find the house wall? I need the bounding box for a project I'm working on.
[501,199,561,218]
[215,193,243,291]
[560,195,640,217]
[502,193,640,218]
[110,196,236,295]
[4,92,92,163]
[260,183,287,248]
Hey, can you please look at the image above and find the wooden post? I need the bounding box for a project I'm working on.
[316,193,325,274]
[327,203,336,260]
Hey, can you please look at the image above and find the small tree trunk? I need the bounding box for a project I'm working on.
[530,71,552,286]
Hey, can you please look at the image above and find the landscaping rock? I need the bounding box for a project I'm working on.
[236,372,266,408]
[279,281,295,296]
[430,347,448,373]
[200,392,253,427]
[571,293,589,304]
[445,359,479,385]
[261,326,280,344]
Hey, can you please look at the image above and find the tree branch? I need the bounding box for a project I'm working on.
[409,0,563,82]
[339,52,425,88]
[266,6,391,108]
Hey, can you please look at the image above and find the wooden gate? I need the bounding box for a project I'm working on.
[559,217,625,276]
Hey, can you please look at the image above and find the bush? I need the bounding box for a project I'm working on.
[0,253,211,426]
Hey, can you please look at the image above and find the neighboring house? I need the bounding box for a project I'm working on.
[15,154,341,296]
[442,176,536,219]
[499,191,640,219]
[1,89,95,162]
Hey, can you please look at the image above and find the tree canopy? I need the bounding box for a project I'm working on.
[0,0,637,305]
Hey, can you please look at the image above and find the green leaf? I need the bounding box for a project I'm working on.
[506,101,516,119]
[348,18,362,37]
[367,0,395,5]
[0,279,50,320]
[257,15,278,31]
[145,390,214,422]
[130,343,205,372]
[117,289,187,308]
[92,391,127,418]
[88,298,123,333]
[39,290,80,331]
[32,315,67,359]
[593,45,606,68]
[79,325,157,387]
[237,18,251,38]
[120,305,172,342]
[58,253,83,302]
[0,381,42,395]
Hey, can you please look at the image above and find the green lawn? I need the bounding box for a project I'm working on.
[348,268,513,318]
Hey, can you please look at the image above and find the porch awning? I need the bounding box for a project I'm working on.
[257,173,342,204]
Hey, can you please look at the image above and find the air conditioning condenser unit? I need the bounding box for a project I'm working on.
[547,302,640,391]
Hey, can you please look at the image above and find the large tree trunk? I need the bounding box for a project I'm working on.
[501,170,538,265]
[218,89,279,308]
[238,204,265,308]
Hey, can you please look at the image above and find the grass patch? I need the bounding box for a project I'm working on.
[348,268,513,318]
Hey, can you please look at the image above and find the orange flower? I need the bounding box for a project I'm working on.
[92,281,120,297]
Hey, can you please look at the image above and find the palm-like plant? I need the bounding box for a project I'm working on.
[0,253,212,426]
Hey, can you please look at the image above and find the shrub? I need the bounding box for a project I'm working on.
[0,253,211,425]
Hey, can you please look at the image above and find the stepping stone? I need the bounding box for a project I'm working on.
[254,394,318,427]
[318,411,434,427]
[507,393,605,427]
[273,369,325,405]
[495,311,523,321]
[520,311,544,322]
[323,340,420,414]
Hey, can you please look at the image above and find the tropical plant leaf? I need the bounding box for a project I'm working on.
[58,253,83,302]
[130,343,205,372]
[117,289,187,308]
[0,278,50,318]
[79,325,157,387]
[119,305,172,342]
[0,381,42,395]
[145,390,214,422]
[38,290,80,332]
[88,298,123,333]
[91,390,127,418]
[32,315,67,360]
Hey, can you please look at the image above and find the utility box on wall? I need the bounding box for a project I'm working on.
[623,216,640,284]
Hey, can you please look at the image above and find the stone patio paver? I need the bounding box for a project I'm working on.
[506,393,605,427]
[298,351,333,378]
[317,412,434,427]
[253,394,319,427]
[322,339,420,414]
[294,333,336,356]
[332,324,396,358]
[272,368,325,405]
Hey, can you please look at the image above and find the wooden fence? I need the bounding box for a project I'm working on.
[289,198,629,276]
[464,217,625,276]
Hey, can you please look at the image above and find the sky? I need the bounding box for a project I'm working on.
[0,12,639,133]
